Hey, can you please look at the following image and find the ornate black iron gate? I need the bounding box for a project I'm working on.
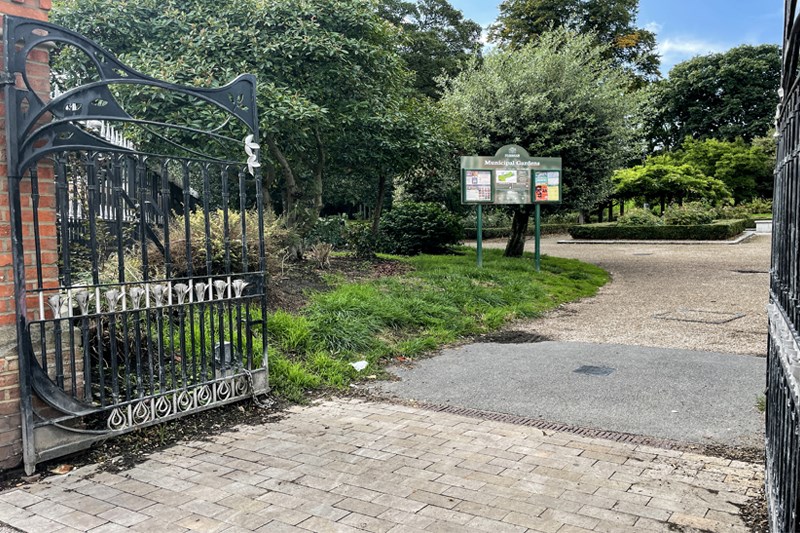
[768,2,800,530]
[3,16,269,474]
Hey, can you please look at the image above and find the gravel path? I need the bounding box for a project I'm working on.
[483,235,771,356]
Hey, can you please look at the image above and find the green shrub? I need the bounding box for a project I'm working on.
[381,202,463,255]
[617,208,663,226]
[465,224,574,239]
[663,202,715,226]
[745,197,773,214]
[715,204,751,220]
[460,209,512,229]
[542,211,580,224]
[568,219,750,240]
[344,221,382,259]
[307,215,347,248]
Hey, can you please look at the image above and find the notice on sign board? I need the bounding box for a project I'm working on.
[533,170,561,202]
[463,170,493,203]
[460,145,562,205]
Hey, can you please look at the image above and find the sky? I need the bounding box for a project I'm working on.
[448,0,784,76]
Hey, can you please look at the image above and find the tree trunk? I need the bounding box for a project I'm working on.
[608,202,613,221]
[578,210,589,224]
[598,207,604,223]
[265,134,298,226]
[262,161,275,214]
[660,196,666,215]
[504,206,532,257]
[619,200,625,217]
[372,173,388,235]
[312,127,325,218]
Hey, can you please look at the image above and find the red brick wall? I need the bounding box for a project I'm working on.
[0,0,52,470]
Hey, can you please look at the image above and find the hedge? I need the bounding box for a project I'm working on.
[567,219,750,241]
[464,224,573,239]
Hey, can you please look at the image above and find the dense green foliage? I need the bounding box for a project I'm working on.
[614,136,774,205]
[52,0,470,232]
[378,0,482,98]
[673,137,775,202]
[645,44,780,150]
[613,162,731,206]
[380,202,463,255]
[441,29,639,256]
[266,249,608,401]
[489,0,659,85]
[569,219,749,240]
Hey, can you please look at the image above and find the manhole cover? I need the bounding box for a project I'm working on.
[574,365,615,376]
[654,309,745,324]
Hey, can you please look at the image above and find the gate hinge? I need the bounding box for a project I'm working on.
[0,71,16,86]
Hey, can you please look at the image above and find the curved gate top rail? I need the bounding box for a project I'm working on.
[3,16,269,475]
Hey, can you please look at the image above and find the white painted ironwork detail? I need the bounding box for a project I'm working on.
[107,376,250,431]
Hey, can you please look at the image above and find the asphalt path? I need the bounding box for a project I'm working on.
[376,341,765,447]
[374,237,769,447]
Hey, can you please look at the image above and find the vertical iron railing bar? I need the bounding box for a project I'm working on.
[222,166,233,373]
[160,160,177,390]
[254,161,267,372]
[32,165,62,390]
[117,158,134,401]
[27,167,48,378]
[136,156,155,395]
[181,162,196,385]
[56,156,78,396]
[88,154,107,407]
[237,169,246,368]
[202,164,216,381]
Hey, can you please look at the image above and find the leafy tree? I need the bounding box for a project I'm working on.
[52,0,415,231]
[646,44,780,150]
[379,0,483,98]
[489,0,659,85]
[440,29,640,256]
[671,137,774,203]
[613,163,731,212]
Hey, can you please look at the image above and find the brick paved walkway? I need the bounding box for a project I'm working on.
[0,399,762,533]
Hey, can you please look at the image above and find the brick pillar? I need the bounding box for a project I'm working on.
[0,0,52,471]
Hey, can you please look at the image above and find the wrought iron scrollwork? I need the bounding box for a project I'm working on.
[3,16,269,475]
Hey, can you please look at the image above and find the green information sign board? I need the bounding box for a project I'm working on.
[460,145,562,205]
[460,145,563,271]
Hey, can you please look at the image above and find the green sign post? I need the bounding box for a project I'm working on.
[460,145,562,271]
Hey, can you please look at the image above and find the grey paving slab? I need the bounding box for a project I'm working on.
[0,399,762,533]
[375,342,766,447]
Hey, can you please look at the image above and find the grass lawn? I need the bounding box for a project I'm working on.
[267,248,608,401]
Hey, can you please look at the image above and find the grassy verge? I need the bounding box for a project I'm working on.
[267,248,608,402]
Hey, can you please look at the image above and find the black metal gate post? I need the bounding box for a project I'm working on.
[767,3,800,530]
[3,16,269,474]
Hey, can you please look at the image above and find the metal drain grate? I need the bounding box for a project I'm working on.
[415,402,689,450]
[574,365,615,376]
[654,309,745,324]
